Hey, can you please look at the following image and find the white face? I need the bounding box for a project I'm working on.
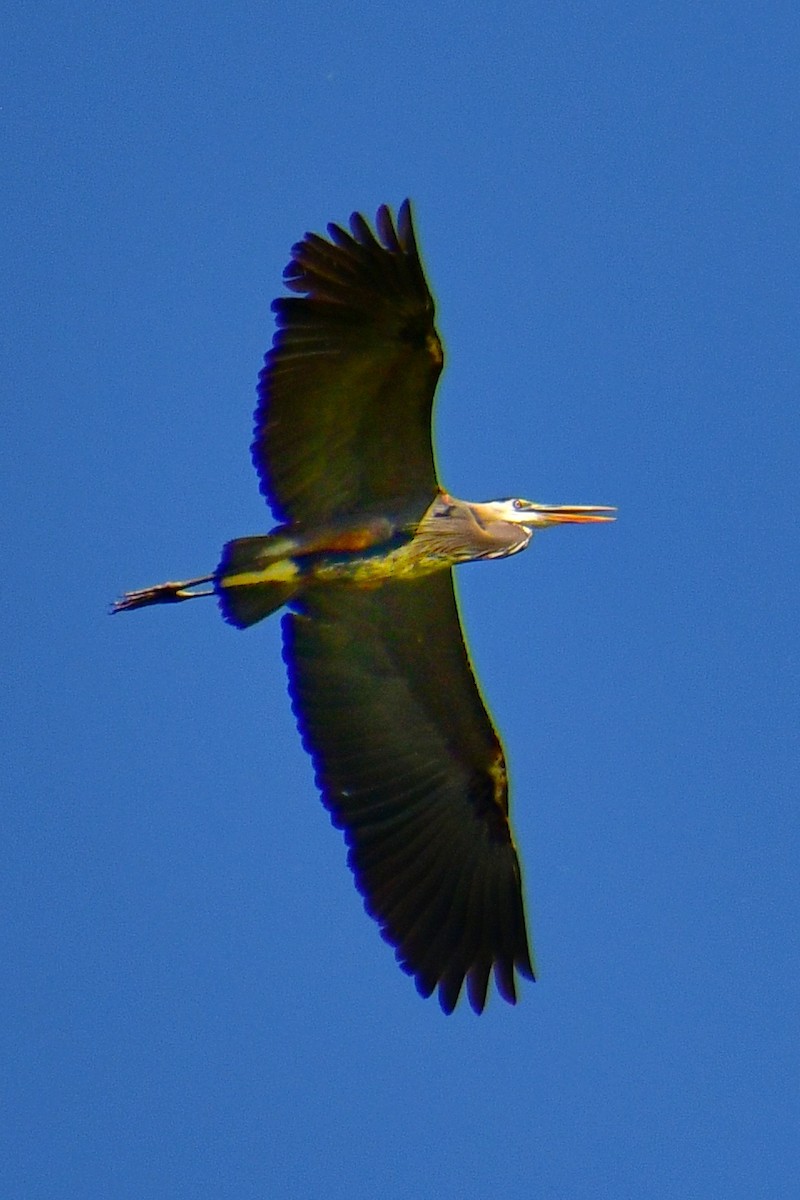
[482,499,617,528]
[484,498,548,527]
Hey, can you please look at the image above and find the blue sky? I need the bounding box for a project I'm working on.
[4,2,798,1196]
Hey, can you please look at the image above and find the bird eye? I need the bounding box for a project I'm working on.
[513,499,524,510]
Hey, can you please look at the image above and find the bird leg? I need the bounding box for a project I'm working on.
[111,574,215,614]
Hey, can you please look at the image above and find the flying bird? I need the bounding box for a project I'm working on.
[114,201,614,1013]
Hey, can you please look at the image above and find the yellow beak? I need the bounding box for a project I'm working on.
[535,505,617,525]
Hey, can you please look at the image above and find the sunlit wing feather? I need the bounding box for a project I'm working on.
[253,200,444,524]
[282,570,536,1013]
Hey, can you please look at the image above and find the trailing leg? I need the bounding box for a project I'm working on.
[111,575,215,614]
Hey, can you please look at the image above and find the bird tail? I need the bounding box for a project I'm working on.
[215,535,301,629]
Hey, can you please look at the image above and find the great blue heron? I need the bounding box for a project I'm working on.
[114,201,614,1013]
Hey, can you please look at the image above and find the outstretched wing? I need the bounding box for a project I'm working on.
[254,201,443,525]
[283,571,536,1013]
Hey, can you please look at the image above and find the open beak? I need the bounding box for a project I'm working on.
[532,505,617,525]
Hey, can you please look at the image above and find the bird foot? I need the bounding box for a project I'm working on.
[110,578,213,614]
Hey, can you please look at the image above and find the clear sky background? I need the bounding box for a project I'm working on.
[4,3,798,1197]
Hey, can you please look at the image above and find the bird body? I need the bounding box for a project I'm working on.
[114,201,614,1013]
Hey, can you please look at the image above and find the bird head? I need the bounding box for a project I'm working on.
[483,499,617,530]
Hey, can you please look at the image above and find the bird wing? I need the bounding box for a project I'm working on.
[253,201,444,525]
[282,570,535,1013]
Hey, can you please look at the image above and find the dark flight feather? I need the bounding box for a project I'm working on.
[254,201,444,526]
[282,570,535,1013]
